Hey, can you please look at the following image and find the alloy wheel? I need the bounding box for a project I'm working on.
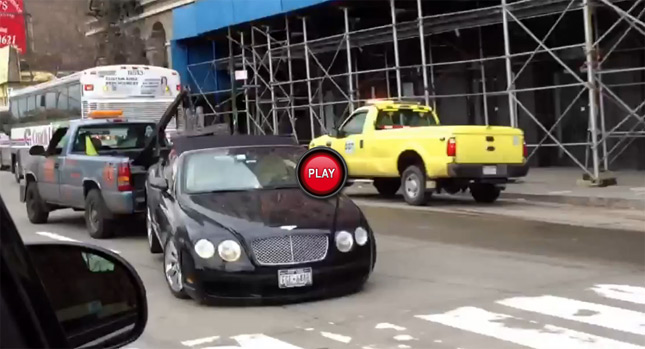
[164,240,183,292]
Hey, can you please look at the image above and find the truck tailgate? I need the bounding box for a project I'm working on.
[453,126,524,164]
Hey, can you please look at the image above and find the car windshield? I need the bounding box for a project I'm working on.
[182,146,302,194]
[375,109,438,128]
[72,123,156,152]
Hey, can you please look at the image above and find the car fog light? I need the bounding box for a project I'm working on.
[194,239,215,259]
[218,240,241,262]
[355,227,368,246]
[335,231,354,252]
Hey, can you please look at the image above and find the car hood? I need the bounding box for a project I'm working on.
[181,188,361,240]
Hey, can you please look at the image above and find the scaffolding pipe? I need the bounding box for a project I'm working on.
[428,36,437,110]
[502,0,517,127]
[390,0,402,98]
[583,0,600,180]
[251,29,260,134]
[266,27,278,134]
[241,31,250,135]
[285,16,298,142]
[417,0,430,106]
[343,8,355,112]
[303,17,316,138]
[478,26,489,125]
[228,27,238,134]
[594,13,608,171]
[385,53,391,98]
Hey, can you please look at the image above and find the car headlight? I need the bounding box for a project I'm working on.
[194,239,215,259]
[217,240,242,262]
[335,231,354,252]
[355,227,368,246]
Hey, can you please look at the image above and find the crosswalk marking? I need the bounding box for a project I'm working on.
[497,295,645,335]
[415,306,645,349]
[231,334,303,349]
[591,284,645,305]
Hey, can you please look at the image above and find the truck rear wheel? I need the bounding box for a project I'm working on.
[373,178,400,197]
[85,189,115,239]
[470,183,501,203]
[26,182,49,224]
[401,165,429,206]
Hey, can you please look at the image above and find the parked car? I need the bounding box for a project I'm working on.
[145,134,377,304]
[310,99,529,205]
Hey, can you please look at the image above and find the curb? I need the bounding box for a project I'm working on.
[344,185,645,211]
[500,192,645,211]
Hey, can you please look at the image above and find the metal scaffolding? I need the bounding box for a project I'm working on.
[185,0,645,181]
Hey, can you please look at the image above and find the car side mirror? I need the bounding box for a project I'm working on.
[149,176,168,191]
[29,145,45,156]
[25,243,147,349]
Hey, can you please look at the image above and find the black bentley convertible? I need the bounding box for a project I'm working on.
[145,134,377,303]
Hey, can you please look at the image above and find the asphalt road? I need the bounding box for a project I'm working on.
[1,172,644,349]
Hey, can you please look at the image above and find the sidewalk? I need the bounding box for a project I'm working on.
[345,167,645,211]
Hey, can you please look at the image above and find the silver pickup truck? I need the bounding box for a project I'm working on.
[19,114,168,239]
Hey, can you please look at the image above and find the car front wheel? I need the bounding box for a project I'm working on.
[164,238,189,299]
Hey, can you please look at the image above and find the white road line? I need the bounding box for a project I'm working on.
[590,284,645,305]
[36,231,79,242]
[375,323,406,331]
[415,307,645,349]
[232,334,303,349]
[35,232,121,254]
[320,331,352,344]
[498,295,645,335]
[547,190,572,195]
[393,334,415,341]
[181,335,220,347]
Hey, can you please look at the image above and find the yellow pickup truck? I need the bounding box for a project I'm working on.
[310,100,529,206]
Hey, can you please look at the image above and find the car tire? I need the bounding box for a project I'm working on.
[373,178,399,197]
[401,165,429,206]
[25,182,49,224]
[470,183,501,203]
[163,237,189,299]
[84,189,115,239]
[13,158,21,183]
[147,207,162,254]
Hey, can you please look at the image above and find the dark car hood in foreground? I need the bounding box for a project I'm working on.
[181,188,361,239]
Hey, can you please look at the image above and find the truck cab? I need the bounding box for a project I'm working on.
[20,110,164,238]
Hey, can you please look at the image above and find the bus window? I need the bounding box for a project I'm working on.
[10,99,19,118]
[18,97,27,118]
[57,88,68,110]
[45,92,57,108]
[27,95,35,113]
[69,83,81,114]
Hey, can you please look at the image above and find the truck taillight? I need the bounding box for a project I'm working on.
[117,163,132,191]
[523,141,528,158]
[447,137,457,157]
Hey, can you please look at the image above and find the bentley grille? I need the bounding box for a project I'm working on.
[251,234,329,265]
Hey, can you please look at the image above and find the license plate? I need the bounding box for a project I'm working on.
[278,268,313,289]
[483,166,497,175]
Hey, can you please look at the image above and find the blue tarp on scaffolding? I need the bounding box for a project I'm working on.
[173,0,333,40]
[172,0,333,101]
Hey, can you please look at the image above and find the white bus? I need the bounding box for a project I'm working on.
[3,65,182,180]
[9,64,181,125]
